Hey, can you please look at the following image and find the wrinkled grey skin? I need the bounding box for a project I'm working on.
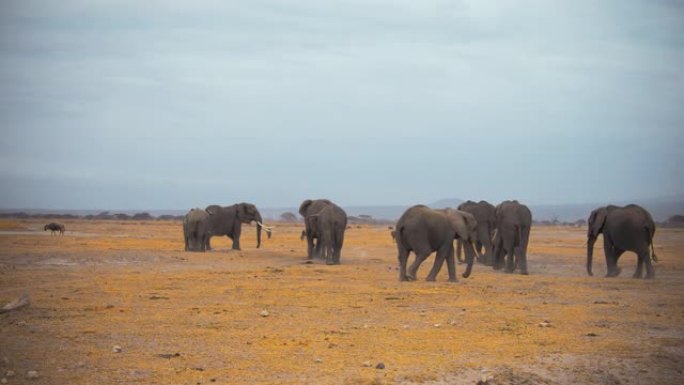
[394,205,478,282]
[183,208,210,252]
[456,200,496,265]
[205,203,270,251]
[44,222,65,236]
[587,204,657,279]
[492,200,532,275]
[299,199,348,264]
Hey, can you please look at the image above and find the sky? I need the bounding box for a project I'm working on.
[1,0,683,210]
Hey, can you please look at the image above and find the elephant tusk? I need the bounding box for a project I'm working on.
[256,221,274,232]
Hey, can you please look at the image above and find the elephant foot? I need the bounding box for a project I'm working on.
[645,273,655,280]
[448,277,457,283]
[400,276,415,282]
[425,277,436,282]
[632,272,643,279]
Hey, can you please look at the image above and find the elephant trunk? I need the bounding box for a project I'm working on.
[586,236,595,276]
[462,240,476,278]
[255,213,262,248]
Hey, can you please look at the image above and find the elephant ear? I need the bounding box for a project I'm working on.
[236,203,250,221]
[299,200,313,217]
[588,207,607,238]
[460,211,478,241]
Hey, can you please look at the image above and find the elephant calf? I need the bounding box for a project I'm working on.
[394,205,478,282]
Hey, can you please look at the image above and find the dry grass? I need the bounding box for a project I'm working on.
[0,219,683,384]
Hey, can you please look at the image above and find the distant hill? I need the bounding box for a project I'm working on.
[2,196,682,223]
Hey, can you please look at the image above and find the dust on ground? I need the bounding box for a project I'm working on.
[0,219,682,384]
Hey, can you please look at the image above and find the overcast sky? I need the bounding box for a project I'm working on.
[1,0,682,210]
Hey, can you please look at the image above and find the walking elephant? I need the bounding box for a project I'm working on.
[456,200,496,265]
[394,205,478,282]
[492,200,532,275]
[205,203,271,251]
[586,204,657,279]
[183,208,210,252]
[299,199,348,264]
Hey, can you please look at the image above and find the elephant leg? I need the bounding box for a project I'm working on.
[505,246,515,273]
[306,235,315,259]
[475,241,485,264]
[605,245,623,277]
[230,238,240,250]
[493,243,504,270]
[426,248,448,282]
[408,250,430,281]
[314,237,324,259]
[444,245,457,282]
[205,235,212,251]
[398,248,411,281]
[515,246,529,275]
[633,252,644,279]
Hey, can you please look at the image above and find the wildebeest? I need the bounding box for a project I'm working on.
[44,223,65,236]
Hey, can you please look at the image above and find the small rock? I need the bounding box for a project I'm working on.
[314,358,323,364]
[5,371,15,377]
[1,378,6,384]
[402,324,410,329]
[362,361,372,367]
[26,370,39,379]
[538,320,552,328]
[260,310,270,317]
[586,332,598,337]
[375,362,385,370]
[112,345,123,353]
[433,323,441,328]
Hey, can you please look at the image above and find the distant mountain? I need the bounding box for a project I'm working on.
[428,198,464,209]
[2,196,682,223]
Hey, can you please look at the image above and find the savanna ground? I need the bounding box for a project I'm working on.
[0,218,683,385]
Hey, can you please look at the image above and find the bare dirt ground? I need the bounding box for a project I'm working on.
[0,219,683,385]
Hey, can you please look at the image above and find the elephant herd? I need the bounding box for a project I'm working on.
[183,199,659,280]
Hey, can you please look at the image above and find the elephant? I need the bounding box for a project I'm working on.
[183,208,210,252]
[456,200,496,265]
[394,205,478,282]
[492,200,532,275]
[44,222,65,236]
[205,203,271,251]
[586,204,657,279]
[299,199,348,264]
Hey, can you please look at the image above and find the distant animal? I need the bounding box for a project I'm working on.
[183,208,210,252]
[456,200,496,265]
[205,203,272,251]
[394,205,478,282]
[492,200,532,275]
[44,223,65,236]
[299,199,348,264]
[586,204,657,279]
